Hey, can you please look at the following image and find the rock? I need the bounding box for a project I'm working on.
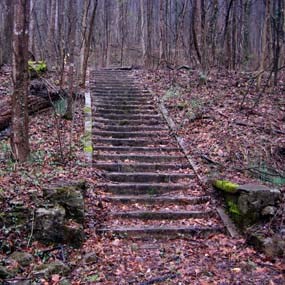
[8,251,34,267]
[6,200,30,226]
[0,265,13,279]
[35,206,66,244]
[83,252,98,264]
[247,232,285,259]
[59,279,71,285]
[261,206,277,216]
[235,184,281,226]
[263,237,284,258]
[33,260,70,279]
[43,181,85,223]
[63,221,85,248]
[237,184,280,206]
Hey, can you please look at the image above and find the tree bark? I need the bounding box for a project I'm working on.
[11,0,30,162]
[80,0,98,87]
[257,0,270,90]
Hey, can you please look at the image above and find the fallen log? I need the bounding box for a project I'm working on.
[0,79,66,132]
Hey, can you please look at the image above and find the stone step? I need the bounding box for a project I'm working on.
[98,225,225,238]
[93,130,168,139]
[92,91,150,97]
[94,108,157,115]
[111,210,214,220]
[93,162,190,172]
[95,154,185,163]
[93,146,179,152]
[98,182,189,195]
[93,103,155,110]
[93,138,172,146]
[103,195,211,204]
[92,124,168,132]
[92,98,153,104]
[105,172,194,183]
[93,114,162,121]
[93,118,164,126]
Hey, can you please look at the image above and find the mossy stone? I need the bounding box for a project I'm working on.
[9,251,34,267]
[33,261,70,278]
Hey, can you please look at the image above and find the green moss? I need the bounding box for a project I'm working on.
[213,180,239,193]
[84,106,91,113]
[84,145,93,153]
[28,61,47,73]
[227,200,241,215]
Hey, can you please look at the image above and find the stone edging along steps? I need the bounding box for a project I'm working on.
[90,69,226,239]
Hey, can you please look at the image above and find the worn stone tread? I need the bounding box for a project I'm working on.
[92,125,168,132]
[93,130,168,138]
[98,225,225,237]
[97,182,190,194]
[95,154,185,163]
[111,210,214,220]
[93,162,190,172]
[102,195,211,204]
[93,146,178,152]
[104,172,194,183]
[93,137,172,146]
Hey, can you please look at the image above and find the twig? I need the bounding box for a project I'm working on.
[139,273,178,285]
[27,209,35,247]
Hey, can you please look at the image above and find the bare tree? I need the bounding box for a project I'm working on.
[11,0,30,162]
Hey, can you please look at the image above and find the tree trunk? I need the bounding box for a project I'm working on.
[11,0,30,162]
[192,0,201,64]
[64,1,77,120]
[159,0,167,67]
[80,0,98,87]
[257,0,270,90]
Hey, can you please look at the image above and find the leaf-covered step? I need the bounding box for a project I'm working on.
[93,118,164,126]
[95,154,185,163]
[93,146,179,152]
[93,113,162,121]
[92,124,168,132]
[93,103,155,110]
[102,195,211,204]
[93,162,190,172]
[92,91,151,97]
[93,137,173,147]
[93,130,169,139]
[92,98,153,105]
[95,108,157,115]
[98,225,225,238]
[97,182,189,195]
[111,210,214,220]
[104,172,194,183]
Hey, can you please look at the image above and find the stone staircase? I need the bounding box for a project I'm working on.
[91,69,224,238]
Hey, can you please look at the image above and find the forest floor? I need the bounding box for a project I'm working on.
[0,65,284,284]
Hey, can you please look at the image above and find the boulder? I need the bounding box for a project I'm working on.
[0,265,13,279]
[214,181,281,227]
[43,181,86,223]
[83,252,98,265]
[8,251,34,267]
[33,260,70,279]
[261,206,277,217]
[63,221,85,248]
[6,200,31,226]
[247,232,285,259]
[35,205,66,244]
